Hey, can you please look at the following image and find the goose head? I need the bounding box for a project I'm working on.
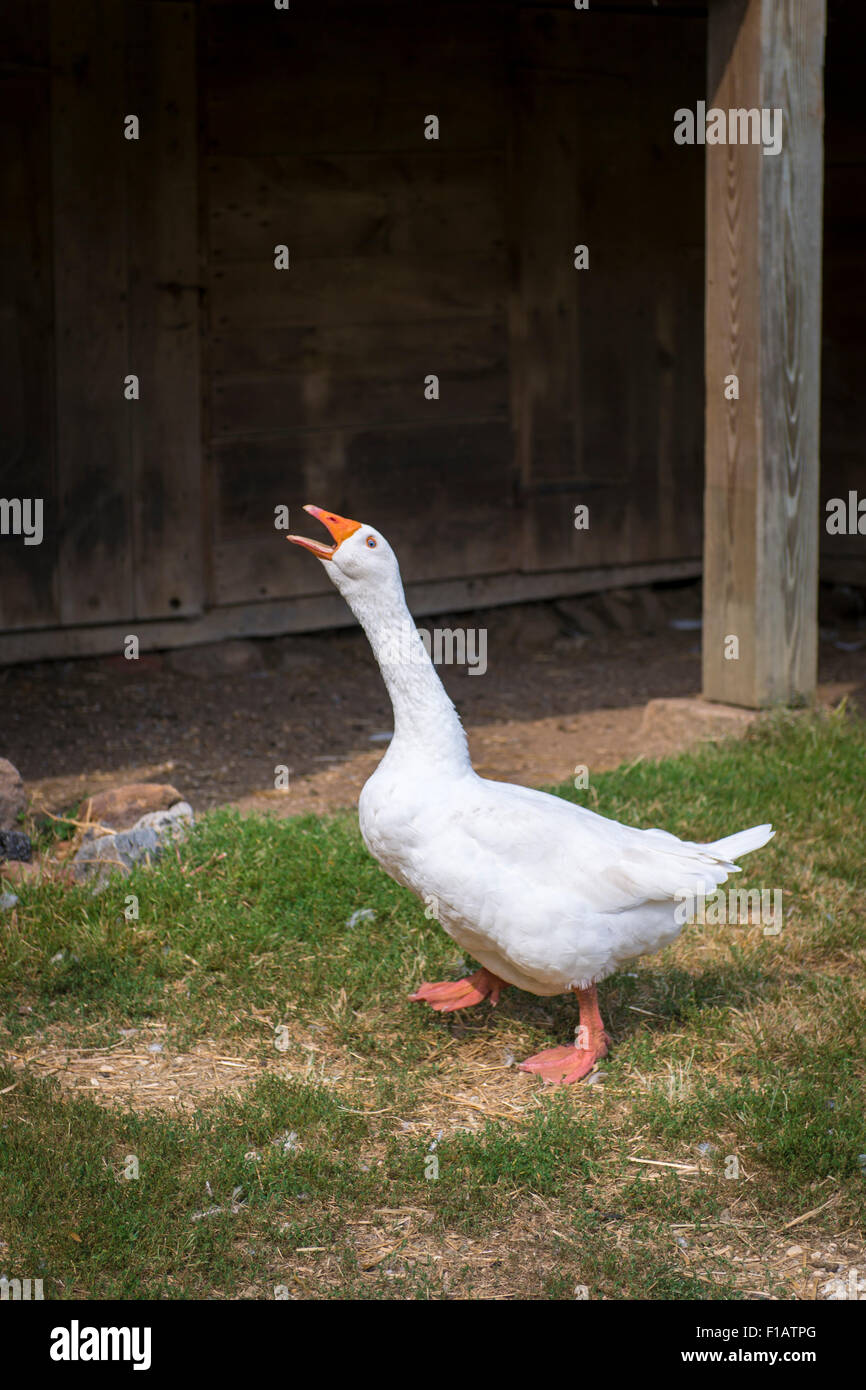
[287,504,401,603]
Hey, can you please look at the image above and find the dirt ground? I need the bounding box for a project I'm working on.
[5,581,866,820]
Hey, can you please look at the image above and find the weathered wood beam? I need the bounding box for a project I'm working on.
[0,557,701,665]
[703,0,826,707]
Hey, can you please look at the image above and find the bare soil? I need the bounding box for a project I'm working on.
[5,586,866,821]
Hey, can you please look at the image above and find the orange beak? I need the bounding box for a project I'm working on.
[287,504,362,559]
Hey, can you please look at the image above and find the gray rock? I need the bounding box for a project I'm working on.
[72,801,194,889]
[0,759,25,830]
[133,802,193,836]
[0,891,19,911]
[73,827,162,886]
[0,829,31,862]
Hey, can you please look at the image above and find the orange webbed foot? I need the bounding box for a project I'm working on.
[519,984,611,1084]
[518,1035,610,1084]
[409,967,508,1013]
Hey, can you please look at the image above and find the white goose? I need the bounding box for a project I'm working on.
[288,506,774,1083]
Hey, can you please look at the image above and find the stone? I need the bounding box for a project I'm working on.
[639,697,759,757]
[82,783,183,832]
[0,891,19,911]
[167,640,263,678]
[72,801,194,889]
[0,828,32,861]
[0,859,42,886]
[73,826,162,885]
[0,758,25,830]
[133,802,194,836]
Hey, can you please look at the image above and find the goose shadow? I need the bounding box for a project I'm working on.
[429,958,783,1052]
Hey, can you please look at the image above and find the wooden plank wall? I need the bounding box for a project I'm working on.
[512,4,707,574]
[205,1,710,605]
[51,0,133,627]
[1,0,861,662]
[0,2,56,630]
[0,0,202,635]
[125,0,204,620]
[203,0,514,606]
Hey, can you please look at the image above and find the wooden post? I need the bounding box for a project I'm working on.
[703,0,826,708]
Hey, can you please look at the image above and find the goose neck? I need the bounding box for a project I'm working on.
[349,586,469,767]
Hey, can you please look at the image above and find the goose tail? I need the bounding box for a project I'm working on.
[706,823,775,866]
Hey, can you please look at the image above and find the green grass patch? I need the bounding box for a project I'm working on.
[1,706,864,1297]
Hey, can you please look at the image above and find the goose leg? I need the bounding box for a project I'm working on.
[409,968,509,1013]
[519,984,611,1084]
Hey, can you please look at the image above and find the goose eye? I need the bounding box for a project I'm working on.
[366,536,377,548]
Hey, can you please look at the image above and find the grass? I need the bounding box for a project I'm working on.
[1,705,864,1299]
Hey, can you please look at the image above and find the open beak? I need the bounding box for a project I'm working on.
[287,504,362,559]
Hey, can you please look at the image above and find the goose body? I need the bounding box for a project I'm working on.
[360,761,770,996]
[289,506,774,1082]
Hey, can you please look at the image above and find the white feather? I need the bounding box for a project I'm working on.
[313,520,775,997]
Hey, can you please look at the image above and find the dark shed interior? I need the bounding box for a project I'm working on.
[0,0,862,663]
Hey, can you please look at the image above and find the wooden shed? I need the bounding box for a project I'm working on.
[0,0,862,705]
